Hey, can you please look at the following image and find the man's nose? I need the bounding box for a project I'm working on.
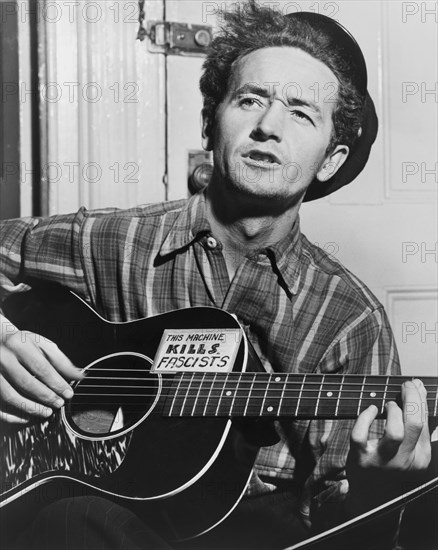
[251,102,285,142]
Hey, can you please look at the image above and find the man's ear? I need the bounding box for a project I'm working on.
[201,109,214,151]
[316,144,349,183]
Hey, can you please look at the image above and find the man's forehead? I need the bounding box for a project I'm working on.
[231,46,339,85]
[228,47,339,113]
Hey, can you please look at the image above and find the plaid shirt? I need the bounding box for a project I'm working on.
[0,191,400,529]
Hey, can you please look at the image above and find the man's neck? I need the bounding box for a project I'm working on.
[205,182,302,280]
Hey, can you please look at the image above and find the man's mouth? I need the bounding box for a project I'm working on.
[243,150,281,166]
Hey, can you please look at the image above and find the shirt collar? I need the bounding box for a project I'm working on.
[158,191,302,295]
[158,192,211,257]
[264,217,302,295]
[244,217,302,296]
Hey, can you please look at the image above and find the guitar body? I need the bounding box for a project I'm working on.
[0,287,259,541]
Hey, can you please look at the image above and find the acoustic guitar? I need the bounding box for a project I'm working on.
[1,287,437,546]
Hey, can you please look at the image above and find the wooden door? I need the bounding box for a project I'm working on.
[41,0,167,213]
[164,0,438,377]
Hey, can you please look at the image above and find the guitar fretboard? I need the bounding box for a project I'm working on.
[163,373,438,419]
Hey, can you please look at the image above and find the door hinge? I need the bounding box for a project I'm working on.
[147,21,213,56]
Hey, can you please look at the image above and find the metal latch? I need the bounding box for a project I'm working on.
[147,21,213,56]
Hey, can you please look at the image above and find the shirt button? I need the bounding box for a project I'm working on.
[206,236,218,249]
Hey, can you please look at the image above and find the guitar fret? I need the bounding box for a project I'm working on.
[295,374,306,416]
[202,373,217,416]
[335,375,344,417]
[180,373,196,416]
[214,374,228,417]
[229,373,241,414]
[191,372,208,416]
[167,374,185,417]
[357,376,366,416]
[314,374,324,416]
[260,375,270,416]
[278,374,287,415]
[243,374,256,416]
[381,376,389,414]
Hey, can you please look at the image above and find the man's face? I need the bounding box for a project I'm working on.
[205,47,348,203]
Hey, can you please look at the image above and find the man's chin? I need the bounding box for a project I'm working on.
[230,179,305,203]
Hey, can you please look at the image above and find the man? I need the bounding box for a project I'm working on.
[0,1,433,549]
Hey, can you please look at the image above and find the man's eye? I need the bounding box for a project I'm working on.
[291,110,312,123]
[239,96,262,108]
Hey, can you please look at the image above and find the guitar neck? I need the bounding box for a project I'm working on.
[163,373,438,419]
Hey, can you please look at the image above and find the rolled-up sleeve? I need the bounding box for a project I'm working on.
[0,209,88,301]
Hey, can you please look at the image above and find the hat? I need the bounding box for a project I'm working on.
[285,12,379,201]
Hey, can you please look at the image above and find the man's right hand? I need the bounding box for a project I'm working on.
[0,314,83,424]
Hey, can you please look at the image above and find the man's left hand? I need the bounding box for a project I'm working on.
[347,379,432,512]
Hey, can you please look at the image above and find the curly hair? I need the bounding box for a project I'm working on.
[200,0,366,153]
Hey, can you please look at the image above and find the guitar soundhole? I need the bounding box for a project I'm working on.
[64,352,159,439]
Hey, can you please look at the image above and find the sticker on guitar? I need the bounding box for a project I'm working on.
[152,329,242,372]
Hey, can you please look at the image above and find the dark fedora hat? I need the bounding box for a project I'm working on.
[285,12,378,201]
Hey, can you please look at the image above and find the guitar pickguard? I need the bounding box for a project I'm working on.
[0,412,130,491]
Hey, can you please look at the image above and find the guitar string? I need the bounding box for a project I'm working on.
[82,369,438,380]
[73,384,438,394]
[81,369,437,378]
[78,375,438,394]
[70,389,437,400]
[74,382,438,391]
[74,381,437,392]
[79,373,438,387]
[73,380,437,392]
